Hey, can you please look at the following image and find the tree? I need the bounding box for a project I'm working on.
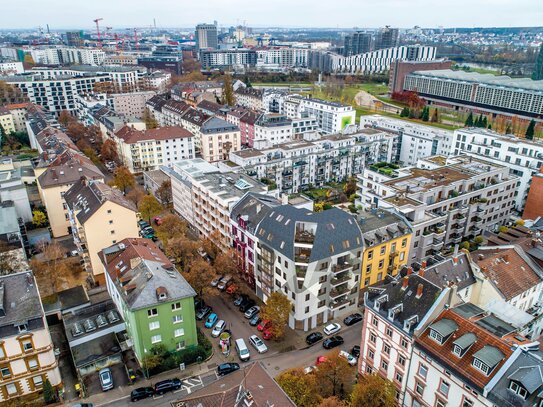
[350,374,396,407]
[465,112,474,127]
[156,179,172,205]
[112,166,135,193]
[164,235,199,270]
[156,214,187,243]
[201,230,222,260]
[343,177,357,197]
[399,107,409,117]
[430,108,439,123]
[101,139,119,162]
[125,186,146,207]
[32,210,48,227]
[58,110,72,127]
[223,74,235,106]
[277,368,321,407]
[213,249,239,277]
[260,292,292,340]
[319,397,346,407]
[185,257,217,297]
[314,350,354,399]
[43,378,55,404]
[526,119,536,140]
[421,106,430,122]
[138,194,163,223]
[30,242,69,295]
[143,108,159,129]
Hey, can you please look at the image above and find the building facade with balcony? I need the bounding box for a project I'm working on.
[64,178,139,285]
[357,155,518,263]
[254,205,363,330]
[0,272,61,403]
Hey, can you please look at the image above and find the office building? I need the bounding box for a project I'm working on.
[195,23,218,50]
[388,59,453,94]
[374,26,400,50]
[344,32,372,56]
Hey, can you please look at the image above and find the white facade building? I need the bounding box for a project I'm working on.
[0,61,24,75]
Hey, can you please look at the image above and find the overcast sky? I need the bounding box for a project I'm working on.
[2,0,542,30]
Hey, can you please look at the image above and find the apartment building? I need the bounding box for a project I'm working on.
[64,178,139,285]
[113,126,194,172]
[110,91,156,118]
[225,107,260,147]
[361,273,454,403]
[357,155,518,263]
[28,47,105,66]
[199,117,241,163]
[90,104,146,138]
[4,103,30,132]
[255,48,309,70]
[452,127,543,211]
[283,96,356,134]
[360,114,454,165]
[195,23,218,50]
[0,202,29,269]
[0,107,15,134]
[0,272,61,403]
[199,49,257,68]
[102,238,198,363]
[230,129,398,194]
[254,205,364,330]
[253,113,293,149]
[0,61,24,75]
[0,161,32,222]
[171,81,224,103]
[357,209,412,289]
[169,159,269,251]
[235,87,264,111]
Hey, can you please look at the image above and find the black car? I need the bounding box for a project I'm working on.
[234,294,248,307]
[217,362,240,376]
[351,345,360,358]
[239,299,256,312]
[194,297,204,311]
[154,378,182,395]
[343,313,363,326]
[305,332,323,346]
[130,387,154,402]
[196,305,212,320]
[323,335,344,349]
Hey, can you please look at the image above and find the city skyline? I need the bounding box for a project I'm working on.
[1,0,543,29]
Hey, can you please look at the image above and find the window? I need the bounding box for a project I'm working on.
[149,321,160,331]
[17,323,28,333]
[509,381,528,399]
[372,316,378,327]
[381,360,388,371]
[436,398,446,407]
[429,329,443,344]
[368,349,374,359]
[109,220,113,224]
[473,358,490,375]
[171,302,181,311]
[0,346,4,359]
[416,381,424,396]
[21,339,33,352]
[380,246,386,255]
[439,380,450,396]
[176,341,186,351]
[27,358,38,370]
[401,238,407,248]
[370,333,376,344]
[147,308,158,317]
[173,315,183,324]
[418,364,428,379]
[378,260,384,269]
[32,375,43,387]
[367,250,373,260]
[1,366,11,378]
[6,383,17,395]
[398,355,406,367]
[395,372,403,383]
[384,343,391,355]
[386,327,393,337]
[453,344,464,357]
[462,398,474,407]
[174,328,185,337]
[365,265,372,274]
[151,335,162,344]
[401,338,408,349]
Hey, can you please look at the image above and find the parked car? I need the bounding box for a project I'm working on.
[305,332,323,346]
[343,313,363,326]
[205,313,219,328]
[323,335,344,349]
[244,306,260,319]
[154,378,182,395]
[249,314,261,326]
[196,305,212,320]
[351,345,360,358]
[217,275,232,291]
[226,284,238,295]
[234,294,248,306]
[130,387,154,402]
[316,356,328,365]
[262,328,273,340]
[235,338,251,361]
[323,323,341,335]
[138,220,150,229]
[339,350,358,366]
[249,335,268,354]
[239,299,256,312]
[303,365,317,374]
[257,319,272,332]
[211,275,223,287]
[153,216,162,226]
[212,320,226,337]
[194,297,204,311]
[217,363,240,377]
[99,368,113,391]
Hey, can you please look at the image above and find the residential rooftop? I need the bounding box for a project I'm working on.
[0,272,43,333]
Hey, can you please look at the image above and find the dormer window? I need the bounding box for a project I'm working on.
[472,346,504,376]
[473,358,491,375]
[17,323,28,333]
[452,333,477,358]
[453,344,464,357]
[429,329,444,344]
[428,318,458,345]
[509,381,528,400]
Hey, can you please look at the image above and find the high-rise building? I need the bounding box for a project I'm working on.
[65,31,83,47]
[195,23,218,50]
[344,31,372,56]
[375,26,399,50]
[532,42,543,80]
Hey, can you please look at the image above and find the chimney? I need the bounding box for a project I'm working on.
[407,266,413,275]
[416,283,424,298]
[532,239,538,248]
[452,244,459,265]
[402,276,409,290]
[481,265,488,273]
[503,254,509,263]
[421,260,427,268]
[419,267,425,277]
[478,254,485,261]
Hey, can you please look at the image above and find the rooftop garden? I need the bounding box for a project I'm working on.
[369,162,400,177]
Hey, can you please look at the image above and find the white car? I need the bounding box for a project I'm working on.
[249,334,268,354]
[211,276,223,287]
[244,306,260,319]
[211,320,226,337]
[339,350,358,366]
[303,365,317,374]
[323,323,341,335]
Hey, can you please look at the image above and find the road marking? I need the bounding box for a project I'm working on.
[174,388,185,394]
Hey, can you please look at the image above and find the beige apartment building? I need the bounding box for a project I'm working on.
[64,178,138,285]
[199,117,241,163]
[0,107,15,134]
[0,272,61,403]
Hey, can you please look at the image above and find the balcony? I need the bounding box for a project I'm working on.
[332,260,353,273]
[472,216,484,226]
[452,223,464,231]
[296,267,307,279]
[450,234,462,243]
[329,298,350,310]
[331,272,351,286]
[431,239,444,250]
[458,205,469,214]
[330,285,350,298]
[476,206,485,214]
[295,230,315,244]
[470,226,482,235]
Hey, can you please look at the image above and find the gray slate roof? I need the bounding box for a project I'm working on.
[473,345,506,368]
[429,318,458,337]
[201,116,239,134]
[230,192,282,234]
[508,366,543,394]
[453,333,477,350]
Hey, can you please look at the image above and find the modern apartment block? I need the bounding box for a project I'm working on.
[64,178,139,285]
[0,61,24,75]
[102,238,198,364]
[253,113,293,149]
[0,272,61,403]
[254,205,364,330]
[113,126,194,172]
[229,129,398,194]
[195,23,218,50]
[109,91,156,118]
[360,114,454,165]
[28,47,105,66]
[451,127,543,211]
[374,26,400,50]
[344,32,372,56]
[200,49,257,68]
[283,96,356,134]
[169,159,269,251]
[403,69,543,121]
[357,155,518,262]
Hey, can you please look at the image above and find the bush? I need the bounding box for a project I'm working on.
[348,204,358,213]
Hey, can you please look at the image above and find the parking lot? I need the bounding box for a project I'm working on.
[83,363,129,396]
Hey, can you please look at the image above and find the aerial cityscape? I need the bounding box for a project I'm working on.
[1,1,543,406]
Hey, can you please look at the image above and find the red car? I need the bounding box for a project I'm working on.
[257,320,272,332]
[153,216,162,226]
[262,328,274,340]
[316,356,328,365]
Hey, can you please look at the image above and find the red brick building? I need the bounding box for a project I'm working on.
[389,59,453,94]
[523,166,543,220]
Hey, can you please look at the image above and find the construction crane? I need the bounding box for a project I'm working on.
[93,17,103,48]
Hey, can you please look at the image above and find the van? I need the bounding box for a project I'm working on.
[235,338,250,361]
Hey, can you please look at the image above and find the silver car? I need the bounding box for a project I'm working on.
[211,320,226,337]
[244,306,260,319]
[99,367,113,391]
[249,334,268,354]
